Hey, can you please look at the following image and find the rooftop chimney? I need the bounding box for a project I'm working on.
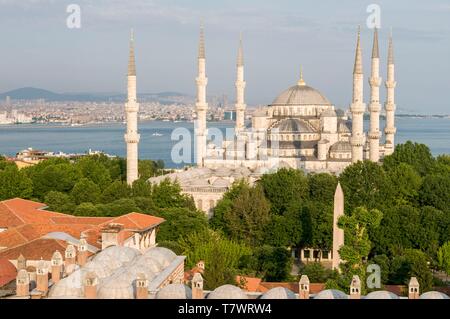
[101,223,125,250]
[299,275,310,299]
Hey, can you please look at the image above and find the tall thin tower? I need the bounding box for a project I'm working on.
[332,182,345,271]
[124,30,140,185]
[235,33,246,134]
[368,28,381,162]
[384,32,397,155]
[195,23,208,167]
[350,27,366,163]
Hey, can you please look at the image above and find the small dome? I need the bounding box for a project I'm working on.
[142,247,176,268]
[82,260,114,279]
[271,118,315,133]
[271,84,332,106]
[49,270,85,298]
[364,290,399,299]
[419,291,450,299]
[330,141,352,152]
[314,289,348,299]
[93,246,141,269]
[212,178,230,187]
[207,285,248,299]
[97,272,134,299]
[156,284,192,299]
[260,287,296,299]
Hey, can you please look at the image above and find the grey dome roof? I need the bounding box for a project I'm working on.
[419,291,450,299]
[271,84,331,106]
[207,285,248,299]
[260,287,296,299]
[48,271,85,298]
[93,246,141,269]
[156,284,192,299]
[142,247,177,268]
[314,289,348,299]
[364,290,399,299]
[330,141,352,152]
[271,118,316,133]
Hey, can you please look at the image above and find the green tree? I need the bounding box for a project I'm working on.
[385,163,422,206]
[138,160,158,180]
[338,207,383,293]
[96,198,140,216]
[131,178,152,198]
[152,178,195,210]
[248,246,293,282]
[389,249,433,292]
[264,210,302,248]
[0,157,15,170]
[419,173,450,211]
[71,178,101,205]
[224,185,271,246]
[340,161,392,211]
[28,162,81,199]
[75,156,112,190]
[308,173,338,205]
[101,180,130,203]
[44,191,76,213]
[383,141,436,176]
[259,168,309,215]
[156,207,208,242]
[300,262,338,283]
[437,242,450,280]
[73,202,99,216]
[0,165,33,200]
[210,179,250,231]
[202,243,237,290]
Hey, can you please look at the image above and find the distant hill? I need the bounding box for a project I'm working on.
[0,87,192,103]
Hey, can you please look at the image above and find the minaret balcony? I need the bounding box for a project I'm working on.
[368,132,381,139]
[384,103,396,111]
[384,127,397,135]
[350,136,364,146]
[350,103,366,114]
[368,103,381,112]
[124,133,141,143]
[385,81,397,89]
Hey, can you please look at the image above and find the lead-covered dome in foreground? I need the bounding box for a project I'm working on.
[260,287,296,299]
[207,285,248,299]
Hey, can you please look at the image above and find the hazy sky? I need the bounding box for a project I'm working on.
[0,0,449,113]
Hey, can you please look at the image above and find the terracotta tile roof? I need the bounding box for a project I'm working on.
[0,228,28,248]
[239,280,326,294]
[0,238,68,260]
[103,213,165,230]
[236,276,262,292]
[0,258,17,287]
[0,198,66,227]
[50,216,113,225]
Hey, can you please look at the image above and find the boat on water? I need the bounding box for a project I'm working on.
[152,132,163,137]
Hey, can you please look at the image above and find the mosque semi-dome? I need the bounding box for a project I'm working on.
[271,118,316,133]
[207,285,248,299]
[271,84,332,106]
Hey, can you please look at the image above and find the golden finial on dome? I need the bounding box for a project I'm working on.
[297,65,306,86]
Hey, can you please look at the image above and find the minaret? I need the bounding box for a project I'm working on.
[235,33,246,134]
[368,28,381,162]
[332,182,345,271]
[124,29,140,185]
[384,32,397,155]
[350,27,366,163]
[195,23,208,167]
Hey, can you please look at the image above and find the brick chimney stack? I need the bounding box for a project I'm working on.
[192,273,204,299]
[135,273,149,299]
[50,250,63,283]
[36,259,49,295]
[101,223,125,250]
[349,275,361,299]
[77,238,89,266]
[16,269,30,297]
[299,275,310,299]
[84,272,98,299]
[408,277,420,299]
[64,244,77,275]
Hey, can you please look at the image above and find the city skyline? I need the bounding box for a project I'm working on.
[0,0,449,113]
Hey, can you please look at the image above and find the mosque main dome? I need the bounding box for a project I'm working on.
[271,83,332,106]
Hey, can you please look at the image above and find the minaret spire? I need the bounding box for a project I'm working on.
[384,30,397,155]
[350,26,366,163]
[353,26,363,75]
[124,29,140,185]
[195,22,208,167]
[368,27,382,162]
[235,32,246,133]
[128,29,136,76]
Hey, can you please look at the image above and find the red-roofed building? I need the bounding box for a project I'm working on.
[0,198,165,269]
[0,258,17,287]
